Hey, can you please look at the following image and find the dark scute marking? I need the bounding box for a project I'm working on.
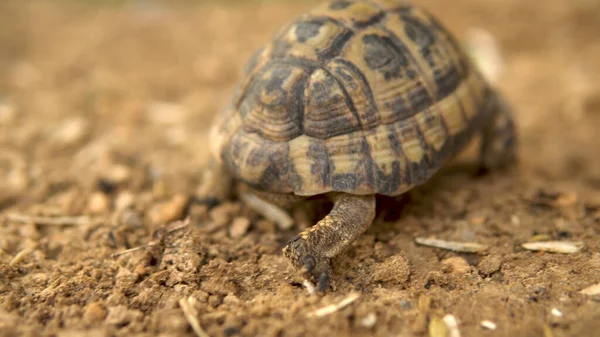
[263,66,292,107]
[329,0,352,10]
[332,58,379,114]
[385,95,414,120]
[290,76,307,134]
[362,34,409,81]
[317,29,354,61]
[259,144,290,191]
[316,67,363,132]
[361,137,375,190]
[387,125,404,156]
[295,20,324,43]
[375,160,402,195]
[401,15,437,67]
[434,66,462,100]
[408,85,435,113]
[334,67,357,90]
[307,140,331,187]
[332,173,361,191]
[353,11,386,28]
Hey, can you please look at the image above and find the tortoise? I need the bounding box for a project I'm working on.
[198,0,517,291]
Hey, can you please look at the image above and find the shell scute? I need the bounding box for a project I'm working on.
[214,0,491,196]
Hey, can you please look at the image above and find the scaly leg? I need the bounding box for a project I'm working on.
[282,193,376,292]
[480,92,518,171]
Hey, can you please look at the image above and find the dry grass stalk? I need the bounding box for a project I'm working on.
[179,296,210,337]
[111,217,190,258]
[6,213,102,226]
[306,292,361,318]
[415,237,489,253]
[9,248,35,266]
[521,241,583,254]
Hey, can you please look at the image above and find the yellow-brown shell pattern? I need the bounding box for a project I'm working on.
[211,0,492,196]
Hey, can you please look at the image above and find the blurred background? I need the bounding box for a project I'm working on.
[1,0,598,197]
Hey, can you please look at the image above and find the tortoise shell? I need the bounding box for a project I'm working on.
[209,0,492,197]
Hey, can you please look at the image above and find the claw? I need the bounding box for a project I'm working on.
[301,255,316,274]
[318,272,330,292]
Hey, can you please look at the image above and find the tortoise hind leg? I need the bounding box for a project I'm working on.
[479,92,518,171]
[196,158,233,207]
[283,193,376,292]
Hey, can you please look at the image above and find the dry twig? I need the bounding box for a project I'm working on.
[239,192,294,230]
[306,292,361,318]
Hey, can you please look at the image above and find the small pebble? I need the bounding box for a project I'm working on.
[480,320,497,330]
[477,254,503,276]
[148,194,190,226]
[83,302,107,323]
[115,191,135,211]
[551,308,563,317]
[87,192,110,214]
[105,164,132,185]
[0,101,16,125]
[105,305,143,326]
[360,313,377,328]
[229,217,250,238]
[441,257,470,275]
[580,282,600,295]
[52,117,89,146]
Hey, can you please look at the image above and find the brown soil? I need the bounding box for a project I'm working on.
[1,1,599,336]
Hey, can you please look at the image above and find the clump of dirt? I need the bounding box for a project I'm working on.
[0,1,599,337]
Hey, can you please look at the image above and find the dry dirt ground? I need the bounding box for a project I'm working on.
[1,0,600,336]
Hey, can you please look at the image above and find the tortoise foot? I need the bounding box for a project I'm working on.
[283,235,332,292]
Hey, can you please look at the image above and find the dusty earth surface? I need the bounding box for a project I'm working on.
[1,0,600,336]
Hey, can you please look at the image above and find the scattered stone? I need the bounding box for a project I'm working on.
[551,308,563,317]
[148,194,190,226]
[477,254,503,276]
[87,192,111,214]
[580,282,600,295]
[0,101,16,125]
[229,217,250,238]
[105,305,143,326]
[372,253,410,283]
[52,117,89,146]
[83,302,107,323]
[480,320,497,330]
[360,313,377,328]
[105,164,132,185]
[115,191,135,211]
[441,257,470,275]
[115,268,138,288]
